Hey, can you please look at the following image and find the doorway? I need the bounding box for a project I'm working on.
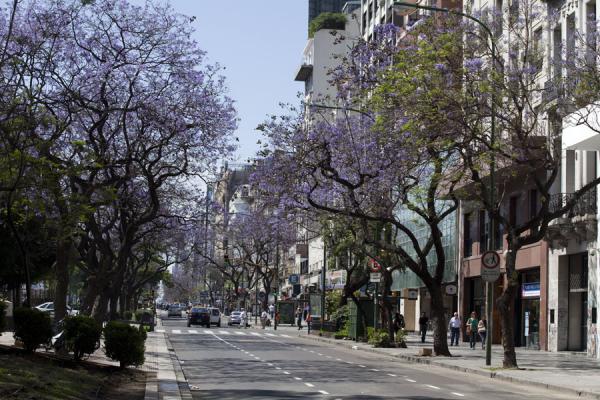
[568,253,588,351]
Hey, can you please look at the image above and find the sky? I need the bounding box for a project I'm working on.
[146,1,308,163]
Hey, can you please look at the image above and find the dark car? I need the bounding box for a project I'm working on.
[188,307,210,328]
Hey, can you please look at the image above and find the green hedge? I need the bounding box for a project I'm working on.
[308,12,346,38]
[103,321,146,369]
[64,315,102,361]
[13,307,53,353]
[367,327,391,348]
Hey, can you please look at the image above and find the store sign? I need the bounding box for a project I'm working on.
[407,288,419,300]
[522,282,540,298]
[288,274,300,284]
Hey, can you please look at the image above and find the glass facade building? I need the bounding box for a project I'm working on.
[309,0,349,24]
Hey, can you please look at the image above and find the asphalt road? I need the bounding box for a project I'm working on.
[160,316,574,400]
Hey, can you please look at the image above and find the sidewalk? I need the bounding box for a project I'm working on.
[269,324,600,399]
[0,318,191,400]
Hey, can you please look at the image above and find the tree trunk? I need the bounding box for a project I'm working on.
[429,285,451,356]
[54,237,70,323]
[497,248,520,368]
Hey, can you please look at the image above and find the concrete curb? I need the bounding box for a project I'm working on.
[298,333,600,400]
[164,334,193,400]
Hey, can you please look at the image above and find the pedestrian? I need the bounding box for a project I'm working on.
[478,318,487,349]
[269,303,275,319]
[240,308,248,329]
[275,311,280,327]
[448,312,461,346]
[260,309,268,329]
[418,312,429,343]
[393,312,405,335]
[296,307,303,330]
[466,311,478,349]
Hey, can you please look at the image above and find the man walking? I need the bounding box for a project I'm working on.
[448,312,461,346]
[418,312,429,343]
[269,303,275,319]
[466,311,479,349]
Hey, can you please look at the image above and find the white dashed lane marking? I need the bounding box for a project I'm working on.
[172,329,181,334]
[188,329,198,334]
[387,373,397,377]
[203,330,212,334]
[318,390,330,395]
[452,393,465,397]
[264,333,276,337]
[234,331,246,335]
[405,378,417,383]
[294,377,302,381]
[370,369,380,372]
[156,329,165,333]
[304,383,315,388]
[425,385,441,390]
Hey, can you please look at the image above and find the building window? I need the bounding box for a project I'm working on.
[532,27,543,73]
[509,195,519,227]
[464,213,472,257]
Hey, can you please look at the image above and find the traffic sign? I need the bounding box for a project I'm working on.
[370,272,381,282]
[369,258,382,272]
[481,251,501,282]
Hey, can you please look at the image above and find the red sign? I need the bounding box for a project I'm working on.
[369,259,382,272]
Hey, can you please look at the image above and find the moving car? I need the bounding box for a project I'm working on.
[167,304,182,317]
[228,311,242,326]
[188,307,210,328]
[209,307,221,327]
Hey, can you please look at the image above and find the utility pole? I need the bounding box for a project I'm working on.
[275,241,280,330]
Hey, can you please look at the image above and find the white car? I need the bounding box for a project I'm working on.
[208,307,221,327]
[35,302,78,317]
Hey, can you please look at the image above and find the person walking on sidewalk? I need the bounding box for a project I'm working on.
[477,318,487,349]
[393,312,405,335]
[418,312,429,343]
[296,307,303,330]
[260,309,268,329]
[241,309,248,329]
[466,311,479,349]
[269,303,275,319]
[448,312,461,346]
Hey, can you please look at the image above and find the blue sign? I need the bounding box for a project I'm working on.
[288,274,300,284]
[522,282,540,298]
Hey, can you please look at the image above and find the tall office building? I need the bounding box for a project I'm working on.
[308,0,348,24]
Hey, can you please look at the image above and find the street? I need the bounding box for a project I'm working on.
[160,317,573,400]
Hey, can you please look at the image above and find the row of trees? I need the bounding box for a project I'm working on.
[253,2,600,368]
[0,0,236,322]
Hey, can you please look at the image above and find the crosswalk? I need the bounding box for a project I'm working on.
[154,328,296,338]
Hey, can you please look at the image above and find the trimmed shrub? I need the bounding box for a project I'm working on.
[395,328,407,348]
[104,321,146,369]
[64,315,102,361]
[13,307,53,353]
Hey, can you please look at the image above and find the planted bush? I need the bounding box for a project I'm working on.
[367,328,391,348]
[64,315,102,361]
[13,307,53,353]
[104,321,146,368]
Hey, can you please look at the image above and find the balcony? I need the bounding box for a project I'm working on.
[545,191,597,247]
[295,39,314,82]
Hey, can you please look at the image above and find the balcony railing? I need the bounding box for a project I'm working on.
[549,191,597,218]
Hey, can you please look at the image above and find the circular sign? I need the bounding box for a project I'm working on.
[370,259,382,272]
[481,251,501,282]
[445,284,458,295]
[482,251,500,268]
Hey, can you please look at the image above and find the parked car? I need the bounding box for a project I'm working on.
[188,307,210,328]
[35,302,77,317]
[228,311,242,326]
[208,307,221,327]
[167,304,182,317]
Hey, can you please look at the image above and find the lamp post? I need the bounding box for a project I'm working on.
[392,1,497,366]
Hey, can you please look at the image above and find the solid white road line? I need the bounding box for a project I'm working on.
[452,393,465,397]
[387,373,397,377]
[318,390,329,395]
[405,378,416,383]
[172,329,181,334]
[304,383,315,388]
[188,329,198,334]
[425,385,441,390]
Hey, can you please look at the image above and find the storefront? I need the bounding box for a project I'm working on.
[519,270,541,349]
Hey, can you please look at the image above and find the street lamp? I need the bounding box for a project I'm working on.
[392,0,497,366]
